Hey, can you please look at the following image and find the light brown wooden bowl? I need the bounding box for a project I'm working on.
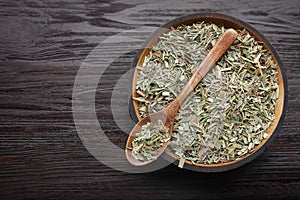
[129,12,288,172]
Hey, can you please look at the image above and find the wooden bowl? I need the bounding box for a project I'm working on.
[129,12,287,172]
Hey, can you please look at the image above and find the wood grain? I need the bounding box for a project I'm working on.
[0,0,299,199]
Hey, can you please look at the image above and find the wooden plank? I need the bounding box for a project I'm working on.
[0,0,299,199]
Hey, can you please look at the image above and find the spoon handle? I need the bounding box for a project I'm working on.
[174,28,238,106]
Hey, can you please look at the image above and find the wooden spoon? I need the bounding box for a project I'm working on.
[126,28,238,166]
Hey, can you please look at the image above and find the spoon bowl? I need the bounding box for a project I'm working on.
[125,109,169,166]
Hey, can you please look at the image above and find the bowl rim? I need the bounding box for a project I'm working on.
[128,12,288,172]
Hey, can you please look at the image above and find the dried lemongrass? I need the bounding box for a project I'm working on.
[130,120,170,161]
[134,22,278,165]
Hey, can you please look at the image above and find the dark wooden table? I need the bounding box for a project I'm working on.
[0,0,299,199]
